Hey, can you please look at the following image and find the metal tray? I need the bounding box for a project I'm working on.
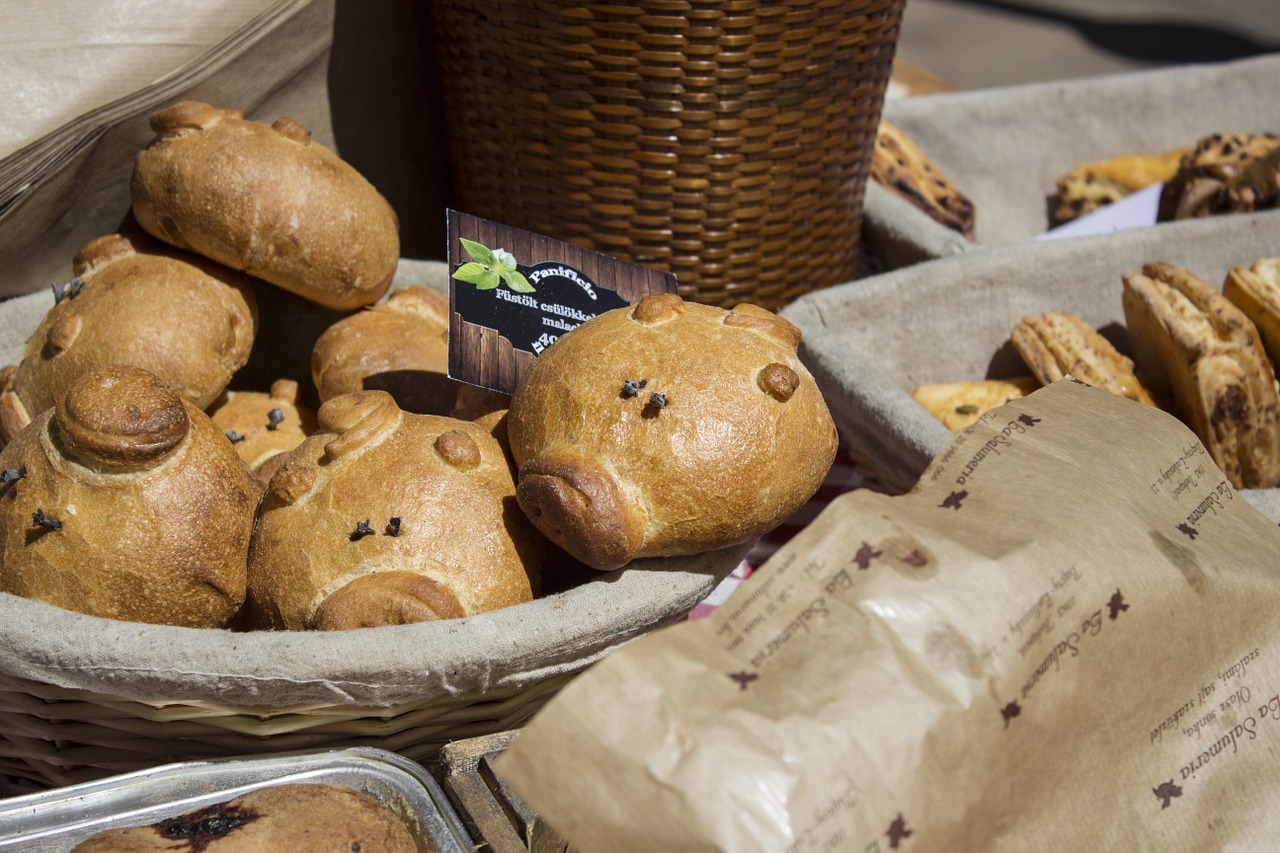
[0,747,472,852]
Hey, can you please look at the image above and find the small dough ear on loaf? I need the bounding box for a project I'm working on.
[311,285,459,414]
[131,100,400,310]
[507,293,838,571]
[1122,261,1280,489]
[0,365,260,627]
[244,390,543,630]
[0,233,258,446]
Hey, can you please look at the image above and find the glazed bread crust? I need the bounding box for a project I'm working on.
[507,294,838,571]
[311,285,458,414]
[131,101,399,310]
[0,366,260,627]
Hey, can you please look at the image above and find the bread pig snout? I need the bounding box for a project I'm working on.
[516,446,645,573]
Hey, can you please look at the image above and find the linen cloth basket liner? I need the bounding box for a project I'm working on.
[430,0,905,310]
[0,260,747,794]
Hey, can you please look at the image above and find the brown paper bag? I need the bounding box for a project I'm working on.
[498,378,1280,851]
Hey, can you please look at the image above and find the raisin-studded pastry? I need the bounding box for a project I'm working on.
[0,233,257,446]
[1011,312,1156,406]
[0,366,259,627]
[1158,132,1280,221]
[311,285,459,414]
[132,100,400,310]
[208,379,318,486]
[870,120,976,239]
[507,293,838,571]
[910,378,1039,431]
[1223,257,1280,368]
[69,784,417,852]
[1122,262,1280,489]
[1051,147,1189,225]
[243,391,543,630]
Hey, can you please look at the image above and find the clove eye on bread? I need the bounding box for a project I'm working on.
[0,365,260,627]
[507,293,838,571]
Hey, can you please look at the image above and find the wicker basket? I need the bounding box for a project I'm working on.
[0,261,749,796]
[0,542,746,796]
[430,0,906,310]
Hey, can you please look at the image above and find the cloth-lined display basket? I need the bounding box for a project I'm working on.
[429,0,906,310]
[0,543,746,795]
[0,260,749,795]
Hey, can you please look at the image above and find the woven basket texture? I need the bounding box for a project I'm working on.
[0,671,572,795]
[431,0,906,310]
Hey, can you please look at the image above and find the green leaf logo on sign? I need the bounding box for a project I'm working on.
[452,238,536,293]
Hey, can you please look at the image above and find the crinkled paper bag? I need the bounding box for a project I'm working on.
[497,378,1280,852]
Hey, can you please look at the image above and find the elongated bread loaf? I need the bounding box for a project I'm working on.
[132,101,399,310]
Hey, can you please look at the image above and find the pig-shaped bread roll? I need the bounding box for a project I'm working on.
[132,101,399,310]
[207,378,318,486]
[0,233,258,446]
[507,293,838,571]
[0,366,260,627]
[243,391,542,630]
[311,285,459,415]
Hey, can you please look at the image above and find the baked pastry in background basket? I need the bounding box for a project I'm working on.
[1158,132,1280,221]
[1122,261,1280,489]
[870,120,976,239]
[910,378,1038,431]
[1011,311,1155,406]
[1051,147,1189,225]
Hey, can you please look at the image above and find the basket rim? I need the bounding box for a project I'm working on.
[0,542,747,709]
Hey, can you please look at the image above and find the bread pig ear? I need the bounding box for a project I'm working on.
[724,303,802,351]
[312,570,465,629]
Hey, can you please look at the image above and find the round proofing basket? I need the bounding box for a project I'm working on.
[430,0,906,311]
[0,544,746,795]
